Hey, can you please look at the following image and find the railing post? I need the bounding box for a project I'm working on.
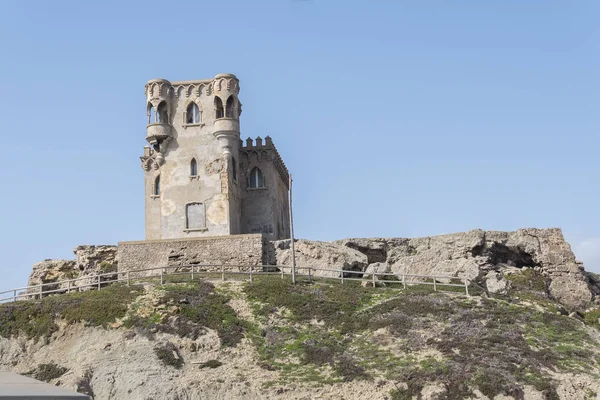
[433,279,437,291]
[39,284,43,299]
[160,268,164,285]
[221,265,225,281]
[465,279,469,296]
[341,272,344,285]
[372,273,376,287]
[67,280,71,294]
[402,274,406,290]
[191,265,194,281]
[308,268,312,282]
[98,276,101,290]
[13,290,17,302]
[250,266,253,282]
[127,271,130,287]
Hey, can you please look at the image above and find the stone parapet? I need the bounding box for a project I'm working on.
[117,234,266,276]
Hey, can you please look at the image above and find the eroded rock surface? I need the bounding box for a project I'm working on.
[27,245,117,296]
[271,228,594,308]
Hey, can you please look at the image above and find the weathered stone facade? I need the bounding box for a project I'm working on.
[117,234,265,275]
[142,74,290,241]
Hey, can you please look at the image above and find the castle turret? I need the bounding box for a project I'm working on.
[145,78,173,147]
[211,73,241,155]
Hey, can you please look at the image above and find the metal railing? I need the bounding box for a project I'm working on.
[0,264,470,303]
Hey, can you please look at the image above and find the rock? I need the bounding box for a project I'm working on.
[484,271,508,294]
[365,262,389,275]
[28,245,117,296]
[269,239,368,278]
[269,228,595,308]
[27,260,78,296]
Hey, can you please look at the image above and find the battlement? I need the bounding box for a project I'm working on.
[240,136,289,188]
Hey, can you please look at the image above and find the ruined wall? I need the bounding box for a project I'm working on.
[271,228,596,309]
[27,245,117,295]
[117,234,265,274]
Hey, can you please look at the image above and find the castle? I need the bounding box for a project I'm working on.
[140,74,290,240]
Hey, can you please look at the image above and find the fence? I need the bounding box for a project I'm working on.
[0,264,470,303]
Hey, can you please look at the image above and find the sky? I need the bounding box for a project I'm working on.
[0,0,598,290]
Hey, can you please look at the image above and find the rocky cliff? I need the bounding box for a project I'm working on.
[271,228,597,309]
[2,276,600,400]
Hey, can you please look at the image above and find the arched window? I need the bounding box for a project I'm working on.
[225,96,235,118]
[154,176,160,196]
[232,156,237,182]
[186,203,206,230]
[190,158,198,176]
[215,96,224,119]
[186,103,200,124]
[249,167,264,189]
[157,102,168,123]
[148,103,156,124]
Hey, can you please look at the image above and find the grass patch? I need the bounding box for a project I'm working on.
[0,285,143,340]
[161,281,246,346]
[244,277,598,397]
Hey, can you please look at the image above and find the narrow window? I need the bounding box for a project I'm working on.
[232,156,237,182]
[186,103,200,124]
[157,101,168,123]
[190,158,198,176]
[249,167,264,189]
[148,104,156,124]
[186,203,206,230]
[154,176,160,196]
[215,96,224,119]
[225,96,235,118]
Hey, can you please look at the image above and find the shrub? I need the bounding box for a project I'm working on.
[154,342,184,369]
[198,359,222,369]
[27,363,68,382]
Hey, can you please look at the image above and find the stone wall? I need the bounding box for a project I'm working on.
[117,234,265,276]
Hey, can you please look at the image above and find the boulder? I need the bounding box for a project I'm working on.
[269,239,368,278]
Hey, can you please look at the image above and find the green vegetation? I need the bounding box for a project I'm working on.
[158,281,246,346]
[98,261,115,273]
[26,363,68,382]
[244,276,600,398]
[0,285,143,340]
[584,308,600,328]
[1,272,599,398]
[506,268,547,292]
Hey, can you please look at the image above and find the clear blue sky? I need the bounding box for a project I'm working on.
[0,0,598,290]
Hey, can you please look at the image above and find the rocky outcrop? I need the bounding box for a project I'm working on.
[27,245,117,296]
[269,239,367,278]
[272,228,594,309]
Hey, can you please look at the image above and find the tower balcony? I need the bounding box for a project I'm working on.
[146,123,172,145]
[214,118,239,133]
[213,118,240,155]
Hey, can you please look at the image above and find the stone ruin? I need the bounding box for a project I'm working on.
[26,228,600,310]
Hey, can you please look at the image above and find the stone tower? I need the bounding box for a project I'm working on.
[140,74,291,240]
